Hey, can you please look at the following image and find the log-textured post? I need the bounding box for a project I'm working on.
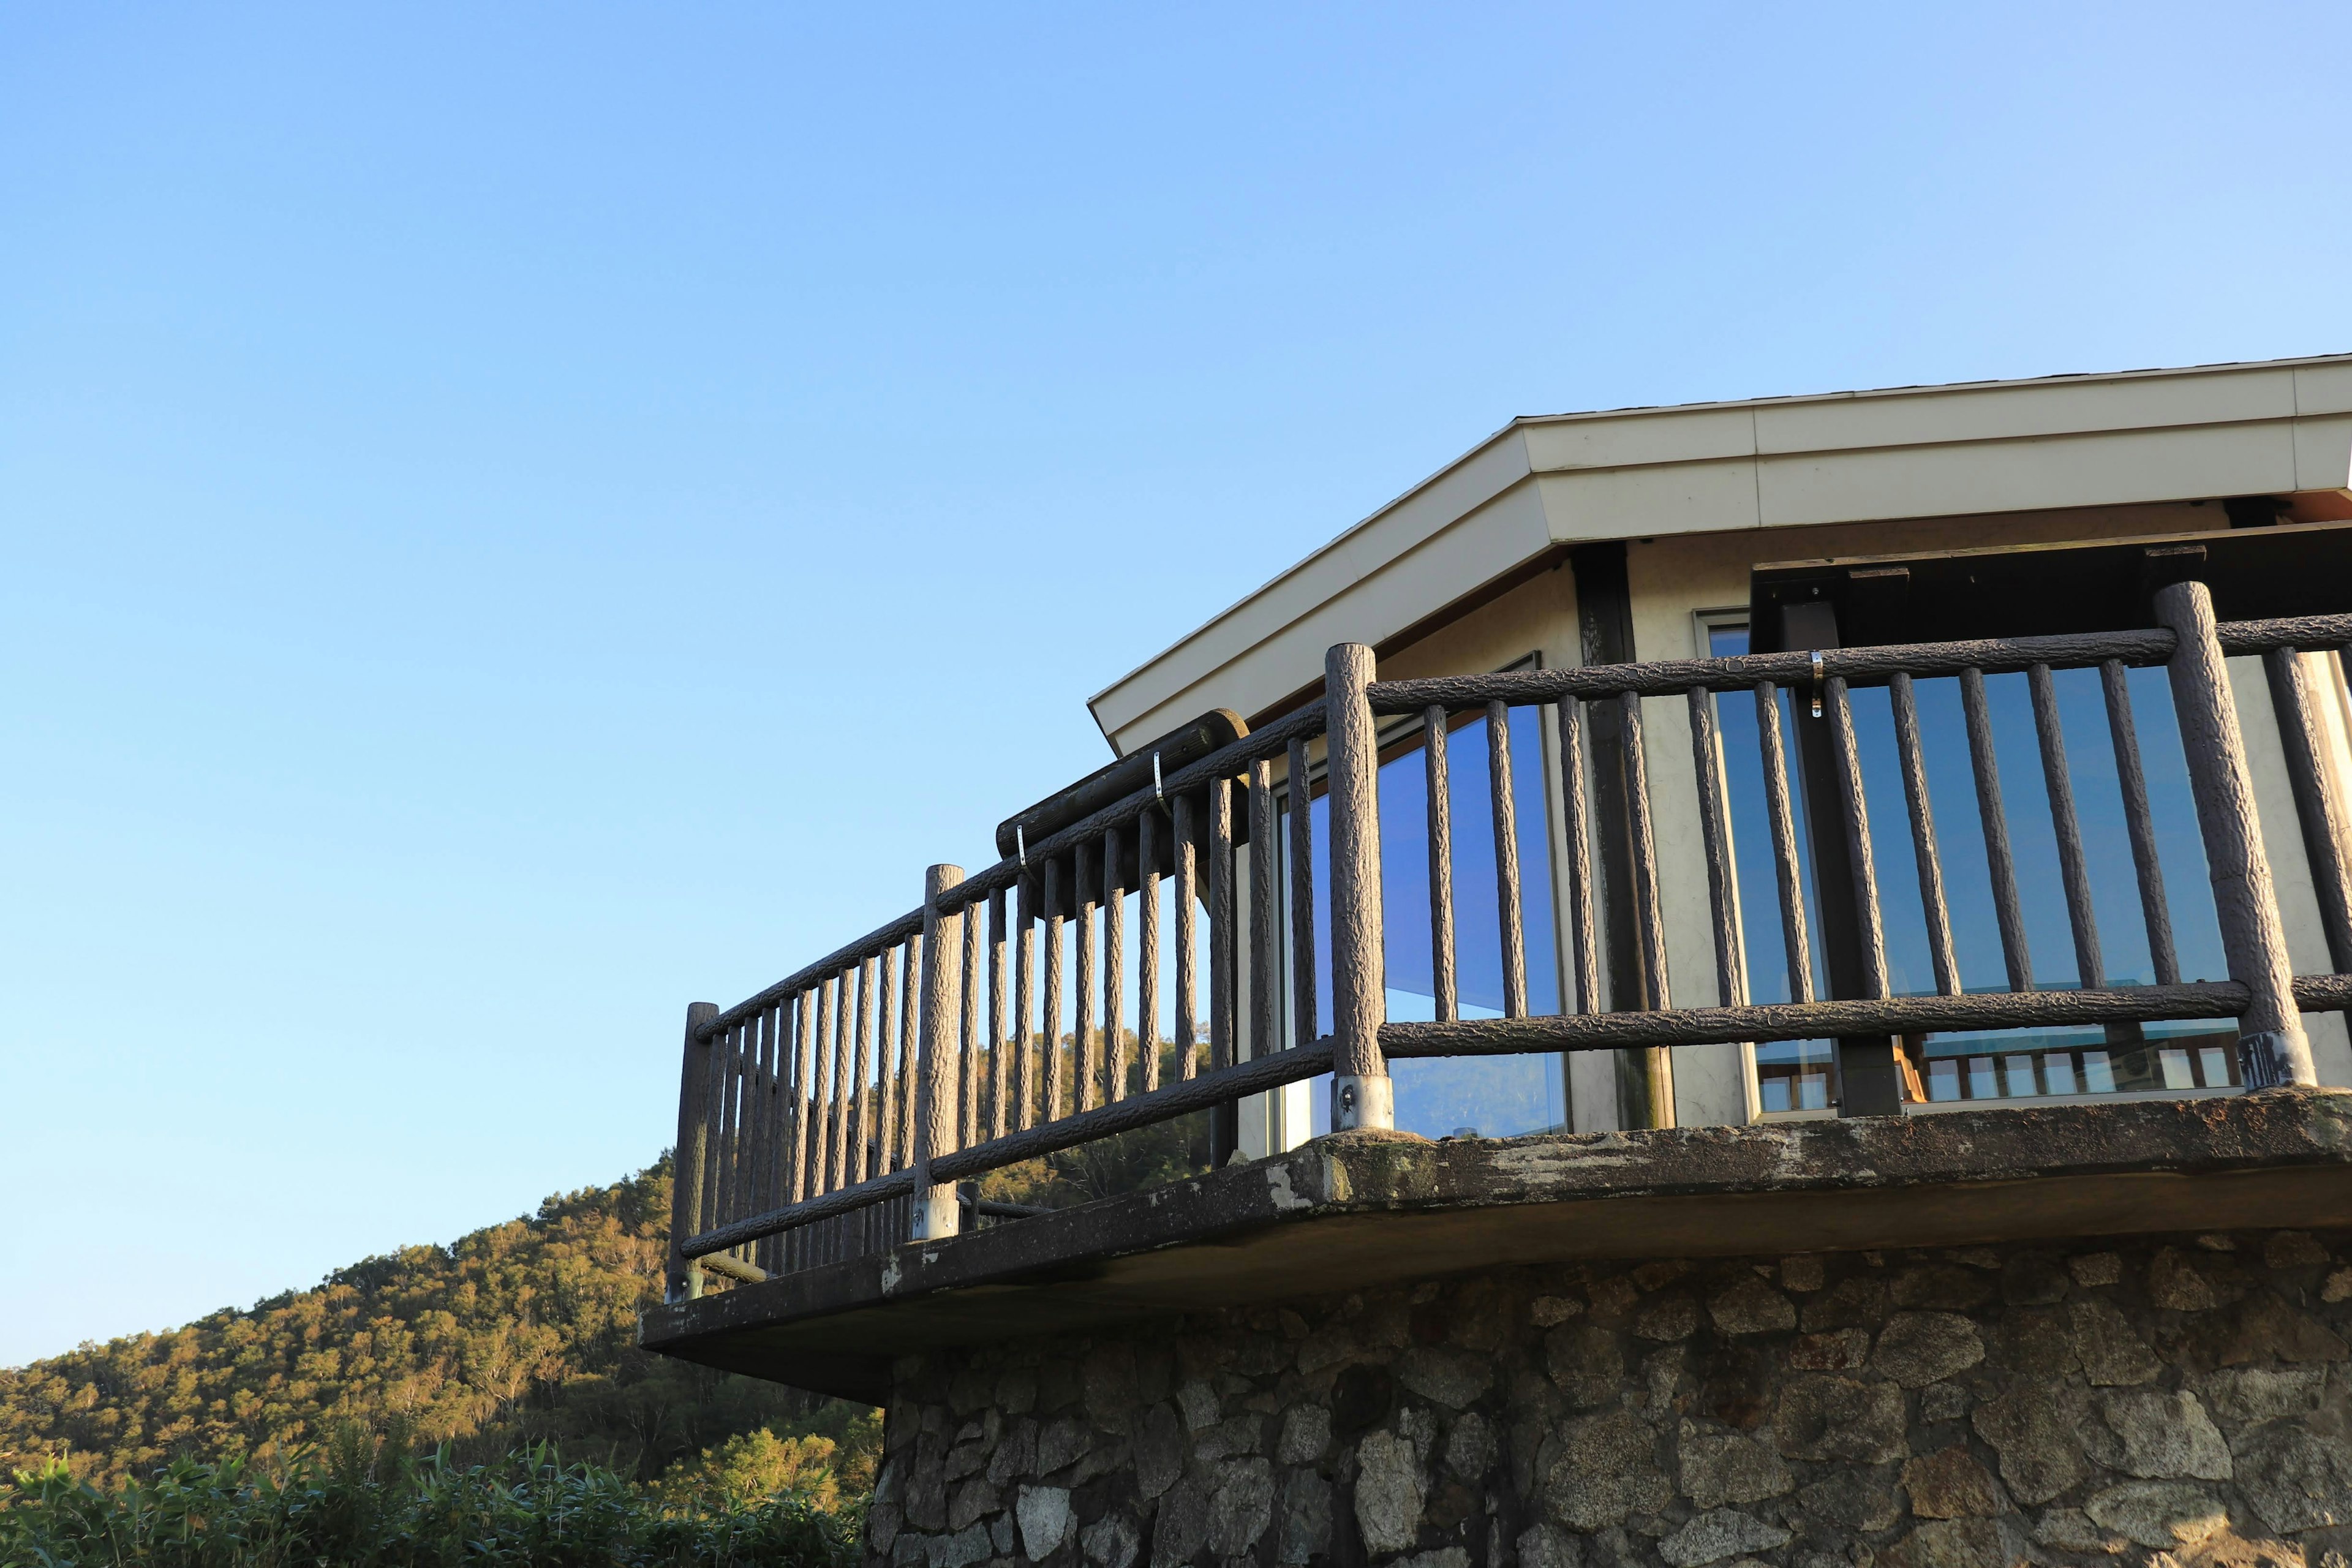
[2154,580,2315,1087]
[911,863,968,1239]
[667,1001,719,1302]
[1325,643,1393,1130]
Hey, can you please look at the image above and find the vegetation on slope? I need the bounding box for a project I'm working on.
[0,1158,876,1504]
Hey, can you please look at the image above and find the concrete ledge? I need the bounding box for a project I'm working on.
[639,1088,2352,1402]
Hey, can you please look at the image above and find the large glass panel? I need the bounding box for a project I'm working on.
[1708,620,2233,1112]
[1328,701,1566,1140]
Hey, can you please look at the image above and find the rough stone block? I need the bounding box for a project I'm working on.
[1706,1277,1795,1336]
[1544,1323,1624,1409]
[1543,1409,1670,1531]
[1354,1430,1427,1553]
[1872,1311,1983,1388]
[2082,1388,2231,1480]
[1397,1346,1494,1409]
[2068,1296,2160,1385]
[2084,1480,2230,1551]
[1971,1381,2087,1505]
[1205,1457,1274,1556]
[1676,1420,1793,1509]
[1656,1508,1789,1567]
[1776,1375,1907,1463]
[1899,1444,2003,1518]
[1017,1486,1073,1561]
[1276,1468,1332,1565]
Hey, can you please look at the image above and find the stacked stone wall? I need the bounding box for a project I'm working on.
[867,1229,2352,1568]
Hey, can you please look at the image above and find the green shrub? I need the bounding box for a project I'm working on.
[0,1444,856,1568]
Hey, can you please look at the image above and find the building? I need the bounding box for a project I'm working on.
[646,353,2352,1568]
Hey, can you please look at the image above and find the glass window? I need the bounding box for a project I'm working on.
[1702,614,2241,1114]
[1294,681,1567,1140]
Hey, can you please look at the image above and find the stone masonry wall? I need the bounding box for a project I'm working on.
[866,1229,2352,1568]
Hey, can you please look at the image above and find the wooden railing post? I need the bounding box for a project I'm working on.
[1325,643,1393,1130]
[911,864,967,1238]
[667,1000,720,1303]
[2154,581,2315,1087]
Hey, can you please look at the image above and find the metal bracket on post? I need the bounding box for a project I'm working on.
[1324,642,1394,1132]
[910,863,968,1240]
[2152,579,2316,1088]
[667,1000,720,1303]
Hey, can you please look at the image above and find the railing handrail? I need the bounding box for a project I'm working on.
[702,612,2352,1042]
[1369,613,2352,712]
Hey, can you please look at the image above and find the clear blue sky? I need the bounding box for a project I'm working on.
[6,2,2350,1367]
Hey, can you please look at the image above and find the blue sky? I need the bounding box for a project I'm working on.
[6,2,2350,1367]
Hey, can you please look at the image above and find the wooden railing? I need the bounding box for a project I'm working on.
[665,581,2352,1302]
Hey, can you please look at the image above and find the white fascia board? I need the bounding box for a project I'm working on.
[1088,353,2352,750]
[1096,475,1554,753]
[1088,427,1536,746]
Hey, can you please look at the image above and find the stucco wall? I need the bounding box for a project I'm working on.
[869,1227,2352,1568]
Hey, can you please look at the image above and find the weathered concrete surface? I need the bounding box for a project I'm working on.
[641,1090,2352,1403]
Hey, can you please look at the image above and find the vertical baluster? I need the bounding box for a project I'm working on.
[2029,662,2106,990]
[2102,660,2180,986]
[911,864,967,1238]
[1287,736,1317,1048]
[1425,706,1457,1022]
[961,890,983,1147]
[1076,840,1099,1112]
[1324,643,1392,1129]
[1208,775,1235,1072]
[668,1001,718,1302]
[1619,692,1672,1009]
[1824,676,1890,1001]
[1960,666,2035,992]
[836,970,862,1196]
[812,976,840,1194]
[2264,647,2352,976]
[1174,793,1200,1080]
[1754,682,1815,1005]
[1686,687,1747,1008]
[1488,699,1528,1019]
[788,990,814,1202]
[712,1021,744,1234]
[1104,826,1128,1101]
[1249,758,1278,1059]
[875,947,901,1170]
[851,957,877,1184]
[1015,876,1037,1129]
[2155,580,2313,1085]
[1139,809,1163,1091]
[1556,698,1599,1015]
[1888,673,1961,997]
[1618,691,1675,1125]
[989,888,1009,1139]
[700,1008,731,1234]
[747,1008,774,1270]
[1042,859,1066,1119]
[896,937,920,1166]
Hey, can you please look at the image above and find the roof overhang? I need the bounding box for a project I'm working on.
[1088,353,2352,755]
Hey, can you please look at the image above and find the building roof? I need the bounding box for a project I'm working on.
[1087,353,2352,755]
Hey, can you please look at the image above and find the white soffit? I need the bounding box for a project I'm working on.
[1090,353,2352,753]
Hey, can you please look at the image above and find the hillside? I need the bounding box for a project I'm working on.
[0,1156,872,1497]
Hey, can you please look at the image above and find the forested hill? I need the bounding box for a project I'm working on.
[0,1158,849,1490]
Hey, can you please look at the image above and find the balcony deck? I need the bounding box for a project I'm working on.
[640,1085,2352,1402]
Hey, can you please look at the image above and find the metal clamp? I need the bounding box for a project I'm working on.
[1016,824,1027,869]
[1810,649,1825,719]
[1153,751,1164,803]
